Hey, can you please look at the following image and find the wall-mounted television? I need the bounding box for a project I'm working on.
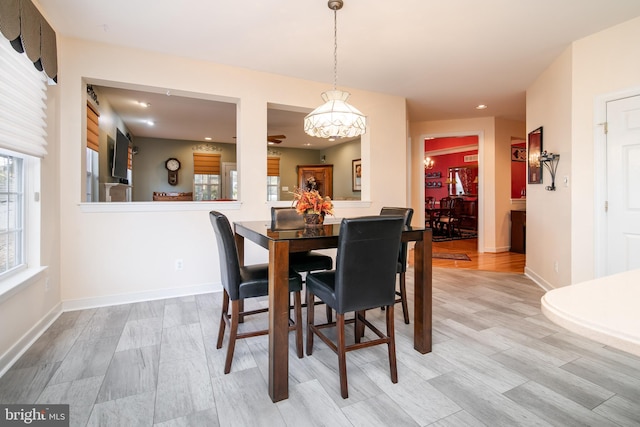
[112,129,130,180]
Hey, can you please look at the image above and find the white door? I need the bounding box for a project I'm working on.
[606,95,640,274]
[221,162,237,200]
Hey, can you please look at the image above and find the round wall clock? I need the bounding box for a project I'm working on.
[165,158,181,185]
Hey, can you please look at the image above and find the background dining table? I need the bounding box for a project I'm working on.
[233,219,432,402]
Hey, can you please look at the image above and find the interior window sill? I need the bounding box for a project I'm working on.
[0,266,48,304]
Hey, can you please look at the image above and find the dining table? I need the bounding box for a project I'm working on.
[233,218,432,402]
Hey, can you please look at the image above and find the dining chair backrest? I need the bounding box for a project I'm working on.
[380,207,414,274]
[334,216,404,313]
[271,207,304,230]
[440,197,453,209]
[426,196,436,209]
[209,211,242,300]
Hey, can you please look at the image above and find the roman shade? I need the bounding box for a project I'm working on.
[0,34,48,157]
[86,103,99,152]
[0,0,58,81]
[193,153,221,175]
[267,157,280,176]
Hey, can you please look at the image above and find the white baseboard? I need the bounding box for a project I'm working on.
[62,282,223,312]
[524,267,554,292]
[0,302,63,378]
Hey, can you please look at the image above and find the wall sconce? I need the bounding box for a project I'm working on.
[540,151,560,191]
[424,156,434,169]
[473,176,478,184]
[445,177,457,185]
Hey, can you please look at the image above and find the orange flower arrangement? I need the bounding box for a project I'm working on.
[292,187,334,217]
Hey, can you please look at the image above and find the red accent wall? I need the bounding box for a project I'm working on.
[425,150,478,201]
[511,142,527,198]
[425,135,478,151]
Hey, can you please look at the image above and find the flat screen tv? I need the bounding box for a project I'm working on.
[112,129,130,180]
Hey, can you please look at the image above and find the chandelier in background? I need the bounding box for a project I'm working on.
[424,156,434,169]
[304,0,366,139]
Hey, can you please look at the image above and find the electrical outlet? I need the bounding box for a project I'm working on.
[175,259,184,271]
[44,278,50,292]
[554,261,559,273]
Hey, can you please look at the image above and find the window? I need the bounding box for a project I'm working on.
[267,156,280,201]
[0,152,24,275]
[194,174,220,200]
[193,152,221,201]
[86,103,99,202]
[0,37,48,283]
[267,176,280,201]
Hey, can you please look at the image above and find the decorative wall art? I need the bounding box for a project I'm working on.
[528,127,543,184]
[352,159,362,191]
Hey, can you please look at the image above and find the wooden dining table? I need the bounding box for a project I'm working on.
[233,219,432,402]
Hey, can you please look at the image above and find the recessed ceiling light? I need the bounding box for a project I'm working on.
[146,120,154,126]
[139,101,150,108]
[204,137,212,141]
[475,104,488,110]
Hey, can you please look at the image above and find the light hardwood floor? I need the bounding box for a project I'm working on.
[429,238,526,273]
[1,264,639,426]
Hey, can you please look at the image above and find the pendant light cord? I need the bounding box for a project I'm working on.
[333,7,338,91]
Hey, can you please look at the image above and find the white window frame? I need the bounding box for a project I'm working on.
[267,175,280,201]
[194,174,221,201]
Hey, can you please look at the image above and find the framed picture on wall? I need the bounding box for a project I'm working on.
[528,127,543,184]
[511,146,527,162]
[352,159,362,191]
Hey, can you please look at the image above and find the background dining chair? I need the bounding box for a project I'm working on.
[305,215,404,398]
[209,210,304,374]
[438,196,464,237]
[271,207,333,273]
[380,207,414,324]
[425,196,437,229]
[271,207,334,321]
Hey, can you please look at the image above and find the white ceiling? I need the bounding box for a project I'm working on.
[38,0,640,147]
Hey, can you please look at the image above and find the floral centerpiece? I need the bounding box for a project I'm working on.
[292,181,334,226]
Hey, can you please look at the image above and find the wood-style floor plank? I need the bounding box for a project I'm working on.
[1,249,639,426]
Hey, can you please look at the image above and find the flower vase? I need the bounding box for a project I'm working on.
[303,213,324,227]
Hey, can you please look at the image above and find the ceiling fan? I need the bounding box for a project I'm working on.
[267,134,286,144]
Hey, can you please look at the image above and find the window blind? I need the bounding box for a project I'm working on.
[193,153,221,175]
[87,103,99,152]
[267,157,280,176]
[0,37,48,157]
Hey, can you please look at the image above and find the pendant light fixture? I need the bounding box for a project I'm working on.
[304,0,367,139]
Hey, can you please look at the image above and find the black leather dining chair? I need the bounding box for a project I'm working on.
[209,211,304,374]
[271,207,333,273]
[380,207,414,324]
[271,207,334,321]
[305,216,404,398]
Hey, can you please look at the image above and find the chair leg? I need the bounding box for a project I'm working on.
[399,272,410,324]
[337,313,348,399]
[306,288,315,356]
[294,291,303,359]
[326,305,333,323]
[386,305,398,384]
[224,299,240,374]
[354,310,365,343]
[217,290,230,349]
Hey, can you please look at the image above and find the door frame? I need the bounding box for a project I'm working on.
[594,87,640,277]
[420,131,484,253]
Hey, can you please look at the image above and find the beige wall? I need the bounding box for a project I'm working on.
[55,37,406,307]
[526,15,640,289]
[571,15,640,283]
[526,47,573,289]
